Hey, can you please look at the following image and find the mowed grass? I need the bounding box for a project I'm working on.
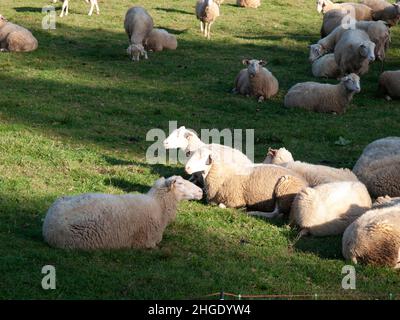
[0,0,399,300]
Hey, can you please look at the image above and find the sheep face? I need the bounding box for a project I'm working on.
[264,147,294,164]
[369,23,390,61]
[359,42,376,62]
[342,74,361,93]
[0,14,7,27]
[165,176,203,201]
[308,44,325,63]
[317,0,326,14]
[242,59,266,78]
[185,148,212,175]
[127,44,146,61]
[163,126,192,151]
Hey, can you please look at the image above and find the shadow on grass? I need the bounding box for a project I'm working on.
[13,7,43,13]
[294,235,343,260]
[154,7,193,15]
[103,178,150,193]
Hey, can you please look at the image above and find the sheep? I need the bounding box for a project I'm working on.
[237,0,261,8]
[378,70,400,100]
[185,146,308,217]
[215,0,225,5]
[232,59,279,102]
[42,176,203,250]
[0,15,38,52]
[353,137,400,198]
[317,0,373,21]
[144,28,177,52]
[52,0,99,17]
[334,29,375,75]
[362,0,400,26]
[124,6,154,62]
[263,147,359,186]
[311,53,341,78]
[290,181,372,237]
[342,196,400,268]
[195,0,220,40]
[320,9,349,37]
[284,73,361,114]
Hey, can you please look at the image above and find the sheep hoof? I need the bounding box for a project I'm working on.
[385,95,392,101]
[258,96,265,103]
[218,203,227,209]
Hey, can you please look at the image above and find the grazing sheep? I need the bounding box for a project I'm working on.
[42,176,203,250]
[353,137,400,198]
[0,15,38,52]
[233,59,279,102]
[196,0,220,40]
[264,147,359,186]
[342,196,400,268]
[185,147,308,216]
[317,0,373,20]
[124,6,154,61]
[144,28,177,52]
[290,181,372,236]
[362,0,400,26]
[284,74,361,114]
[334,29,375,75]
[311,53,341,78]
[237,0,261,8]
[320,9,349,37]
[379,70,400,100]
[52,0,99,17]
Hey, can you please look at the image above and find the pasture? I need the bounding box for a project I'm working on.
[0,0,399,299]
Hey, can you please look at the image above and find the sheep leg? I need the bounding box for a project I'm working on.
[258,96,265,103]
[200,21,204,33]
[0,48,9,52]
[218,203,227,209]
[144,51,148,60]
[247,204,280,218]
[95,1,100,15]
[204,23,208,37]
[207,22,213,40]
[60,0,68,17]
[88,1,94,16]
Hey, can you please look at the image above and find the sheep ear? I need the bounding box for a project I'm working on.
[259,60,267,66]
[184,131,193,139]
[205,154,213,165]
[242,59,249,66]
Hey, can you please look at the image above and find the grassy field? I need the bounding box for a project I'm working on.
[0,0,399,300]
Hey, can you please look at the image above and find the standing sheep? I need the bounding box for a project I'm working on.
[311,53,341,78]
[284,73,361,114]
[0,15,38,52]
[124,6,154,61]
[379,70,400,100]
[237,0,261,8]
[42,176,203,250]
[144,29,178,52]
[52,0,99,17]
[317,0,373,20]
[195,0,220,40]
[290,181,372,236]
[353,137,400,198]
[342,196,400,268]
[320,9,350,37]
[232,59,279,102]
[362,0,400,26]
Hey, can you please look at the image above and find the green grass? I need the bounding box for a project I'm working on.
[0,0,399,300]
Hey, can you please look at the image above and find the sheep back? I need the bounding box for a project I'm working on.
[379,70,400,99]
[0,21,38,52]
[250,68,279,100]
[124,6,154,45]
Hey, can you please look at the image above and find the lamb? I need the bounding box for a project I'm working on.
[311,53,341,78]
[237,0,261,8]
[124,6,154,61]
[52,0,99,17]
[342,196,400,268]
[317,0,373,20]
[353,137,400,198]
[263,147,359,186]
[378,70,400,100]
[144,29,177,52]
[0,15,38,52]
[232,59,279,102]
[195,0,220,40]
[362,0,400,26]
[42,176,203,250]
[290,181,372,237]
[284,73,361,114]
[185,146,308,217]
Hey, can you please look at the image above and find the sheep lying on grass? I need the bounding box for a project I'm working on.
[284,74,361,114]
[0,15,38,52]
[353,137,400,198]
[124,6,154,61]
[43,176,203,250]
[342,196,400,268]
[53,0,99,17]
[290,181,372,237]
[233,59,279,102]
[185,146,308,216]
[317,0,373,20]
[144,29,177,52]
[311,53,341,78]
[196,0,220,40]
[379,70,400,100]
[264,147,359,186]
[237,0,261,8]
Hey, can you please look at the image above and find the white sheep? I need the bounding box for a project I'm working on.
[284,73,361,114]
[52,0,99,17]
[144,28,177,52]
[263,147,359,186]
[290,181,372,237]
[232,59,279,102]
[185,146,308,216]
[42,176,203,250]
[237,0,261,8]
[0,15,38,52]
[195,0,220,40]
[311,53,341,78]
[342,196,400,268]
[379,70,400,100]
[124,6,154,61]
[353,137,400,198]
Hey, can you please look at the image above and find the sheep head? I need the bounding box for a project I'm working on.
[165,176,203,201]
[185,146,213,175]
[308,44,326,63]
[127,44,146,61]
[242,59,266,78]
[163,126,198,154]
[359,41,376,62]
[317,0,326,14]
[341,74,361,93]
[0,14,7,27]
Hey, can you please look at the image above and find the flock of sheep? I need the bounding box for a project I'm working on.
[1,1,400,273]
